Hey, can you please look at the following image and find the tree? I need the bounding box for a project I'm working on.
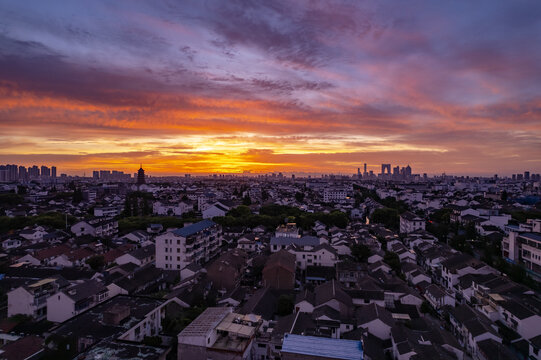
[351,244,371,262]
[295,192,305,203]
[501,190,508,202]
[277,295,294,316]
[383,251,401,273]
[261,189,269,202]
[72,188,83,204]
[420,301,432,314]
[143,336,162,347]
[86,255,105,271]
[370,208,399,230]
[242,195,252,206]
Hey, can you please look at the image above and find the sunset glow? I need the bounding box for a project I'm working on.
[1,1,540,175]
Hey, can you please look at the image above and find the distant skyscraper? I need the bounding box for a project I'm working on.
[524,171,530,180]
[137,165,145,185]
[29,165,40,179]
[405,165,412,177]
[6,164,18,181]
[41,165,50,178]
[363,163,367,174]
[18,166,27,181]
[381,164,391,174]
[93,171,99,180]
[51,166,57,178]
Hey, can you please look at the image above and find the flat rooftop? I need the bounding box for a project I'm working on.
[179,307,231,338]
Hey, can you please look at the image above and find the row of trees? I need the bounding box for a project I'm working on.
[214,205,348,231]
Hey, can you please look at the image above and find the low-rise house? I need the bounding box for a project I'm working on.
[237,233,258,253]
[18,226,48,242]
[202,202,229,219]
[1,236,22,250]
[46,279,109,323]
[288,243,338,270]
[356,303,395,340]
[94,206,122,217]
[447,305,502,357]
[0,335,44,360]
[116,244,155,267]
[71,218,118,237]
[270,235,320,252]
[49,295,178,355]
[424,284,455,310]
[120,230,150,244]
[441,253,495,291]
[153,200,193,216]
[50,247,95,267]
[207,249,247,292]
[178,307,261,360]
[336,261,367,288]
[7,276,69,320]
[399,211,425,234]
[262,250,296,290]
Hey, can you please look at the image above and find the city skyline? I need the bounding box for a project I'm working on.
[1,161,539,179]
[1,1,540,175]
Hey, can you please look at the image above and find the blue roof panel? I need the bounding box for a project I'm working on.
[282,334,363,360]
[270,236,320,247]
[172,219,216,237]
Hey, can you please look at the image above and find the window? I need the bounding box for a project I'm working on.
[177,256,180,261]
[177,248,180,253]
[177,239,180,245]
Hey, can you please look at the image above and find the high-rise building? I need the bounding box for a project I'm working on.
[18,166,27,181]
[93,171,99,180]
[524,171,530,180]
[5,164,18,181]
[41,166,50,178]
[99,170,110,181]
[51,166,57,178]
[381,164,391,174]
[405,165,412,177]
[363,163,367,175]
[29,166,40,179]
[137,165,145,185]
[393,166,400,176]
[0,166,6,182]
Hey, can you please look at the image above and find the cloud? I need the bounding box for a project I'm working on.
[0,0,540,175]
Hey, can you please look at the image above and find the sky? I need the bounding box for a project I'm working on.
[0,0,540,176]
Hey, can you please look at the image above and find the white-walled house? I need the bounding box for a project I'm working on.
[356,304,395,340]
[116,244,155,267]
[399,212,425,234]
[70,218,118,237]
[7,277,68,320]
[46,280,109,323]
[424,284,455,309]
[153,201,193,216]
[202,203,229,219]
[288,243,339,270]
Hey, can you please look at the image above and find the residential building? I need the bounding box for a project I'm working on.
[155,219,221,270]
[399,211,425,234]
[71,218,118,237]
[503,231,541,276]
[262,250,296,289]
[46,279,109,323]
[177,307,261,360]
[7,277,68,320]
